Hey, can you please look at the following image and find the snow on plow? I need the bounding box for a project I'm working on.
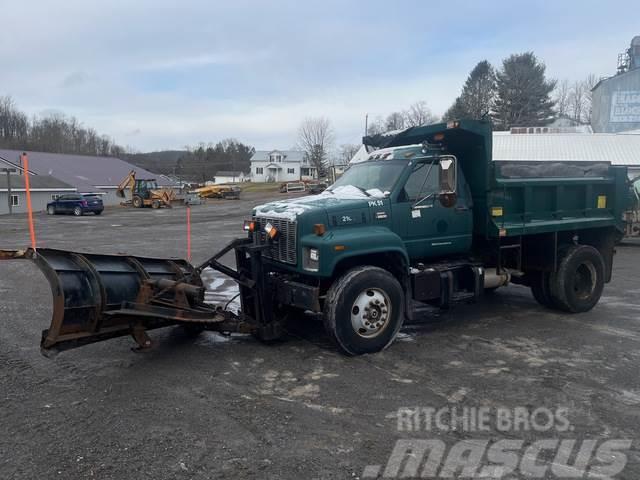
[0,248,254,355]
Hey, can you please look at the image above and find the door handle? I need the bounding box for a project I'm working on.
[455,205,470,212]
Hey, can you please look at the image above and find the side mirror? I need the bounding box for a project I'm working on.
[438,156,457,208]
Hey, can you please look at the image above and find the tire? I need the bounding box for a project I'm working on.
[323,266,405,355]
[550,245,605,313]
[95,210,103,215]
[151,199,161,209]
[530,271,558,308]
[73,206,83,216]
[132,196,144,208]
[47,205,56,215]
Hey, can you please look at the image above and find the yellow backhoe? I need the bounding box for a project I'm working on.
[116,170,177,208]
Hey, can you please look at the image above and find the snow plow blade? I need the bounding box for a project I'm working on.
[0,248,254,355]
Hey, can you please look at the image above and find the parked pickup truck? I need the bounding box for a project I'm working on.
[0,120,631,356]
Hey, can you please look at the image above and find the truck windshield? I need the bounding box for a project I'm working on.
[329,161,406,195]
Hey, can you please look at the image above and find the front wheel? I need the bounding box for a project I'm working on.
[323,266,404,355]
[47,205,56,215]
[73,206,83,216]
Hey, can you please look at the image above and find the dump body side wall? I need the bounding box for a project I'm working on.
[486,165,628,238]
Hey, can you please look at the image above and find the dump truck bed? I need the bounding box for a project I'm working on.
[486,161,629,238]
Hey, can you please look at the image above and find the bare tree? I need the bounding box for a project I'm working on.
[568,81,585,124]
[554,79,571,117]
[366,116,386,136]
[297,117,334,175]
[404,100,436,127]
[0,96,28,148]
[582,74,598,124]
[385,112,405,131]
[338,143,360,164]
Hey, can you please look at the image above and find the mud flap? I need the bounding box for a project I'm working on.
[1,248,251,355]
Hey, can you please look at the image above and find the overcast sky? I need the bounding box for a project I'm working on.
[1,0,638,152]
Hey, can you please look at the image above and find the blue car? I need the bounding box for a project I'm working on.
[46,194,104,216]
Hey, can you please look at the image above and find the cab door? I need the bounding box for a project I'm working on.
[391,159,473,261]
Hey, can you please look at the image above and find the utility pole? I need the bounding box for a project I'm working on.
[365,114,369,137]
[1,168,17,214]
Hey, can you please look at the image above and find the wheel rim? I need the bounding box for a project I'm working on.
[48,207,54,214]
[74,207,81,215]
[574,261,596,300]
[350,288,391,338]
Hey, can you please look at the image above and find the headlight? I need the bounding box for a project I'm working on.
[264,222,278,239]
[303,247,320,272]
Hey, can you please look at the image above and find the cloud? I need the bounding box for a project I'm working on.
[1,0,638,152]
[60,71,90,88]
[137,51,271,71]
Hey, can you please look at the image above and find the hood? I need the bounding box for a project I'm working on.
[254,185,386,221]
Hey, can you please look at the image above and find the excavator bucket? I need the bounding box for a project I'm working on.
[0,248,252,355]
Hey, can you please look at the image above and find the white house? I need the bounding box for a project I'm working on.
[250,150,317,183]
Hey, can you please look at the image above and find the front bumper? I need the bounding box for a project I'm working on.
[201,237,322,339]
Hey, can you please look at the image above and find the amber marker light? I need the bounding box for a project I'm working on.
[313,224,326,236]
[243,220,256,232]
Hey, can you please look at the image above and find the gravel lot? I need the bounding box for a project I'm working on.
[1,193,639,479]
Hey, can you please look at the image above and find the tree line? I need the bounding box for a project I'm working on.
[176,139,255,183]
[0,96,127,157]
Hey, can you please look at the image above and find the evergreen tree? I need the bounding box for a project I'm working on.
[492,52,556,129]
[442,97,467,122]
[443,60,496,121]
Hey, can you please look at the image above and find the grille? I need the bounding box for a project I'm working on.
[253,216,297,265]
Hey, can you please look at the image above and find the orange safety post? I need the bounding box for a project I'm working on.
[21,153,37,250]
[187,205,192,262]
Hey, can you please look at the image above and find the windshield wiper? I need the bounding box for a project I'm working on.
[353,185,372,197]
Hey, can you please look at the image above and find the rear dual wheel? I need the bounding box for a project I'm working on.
[530,245,605,313]
[323,266,404,355]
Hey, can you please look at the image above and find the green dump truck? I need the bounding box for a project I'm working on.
[0,120,630,356]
